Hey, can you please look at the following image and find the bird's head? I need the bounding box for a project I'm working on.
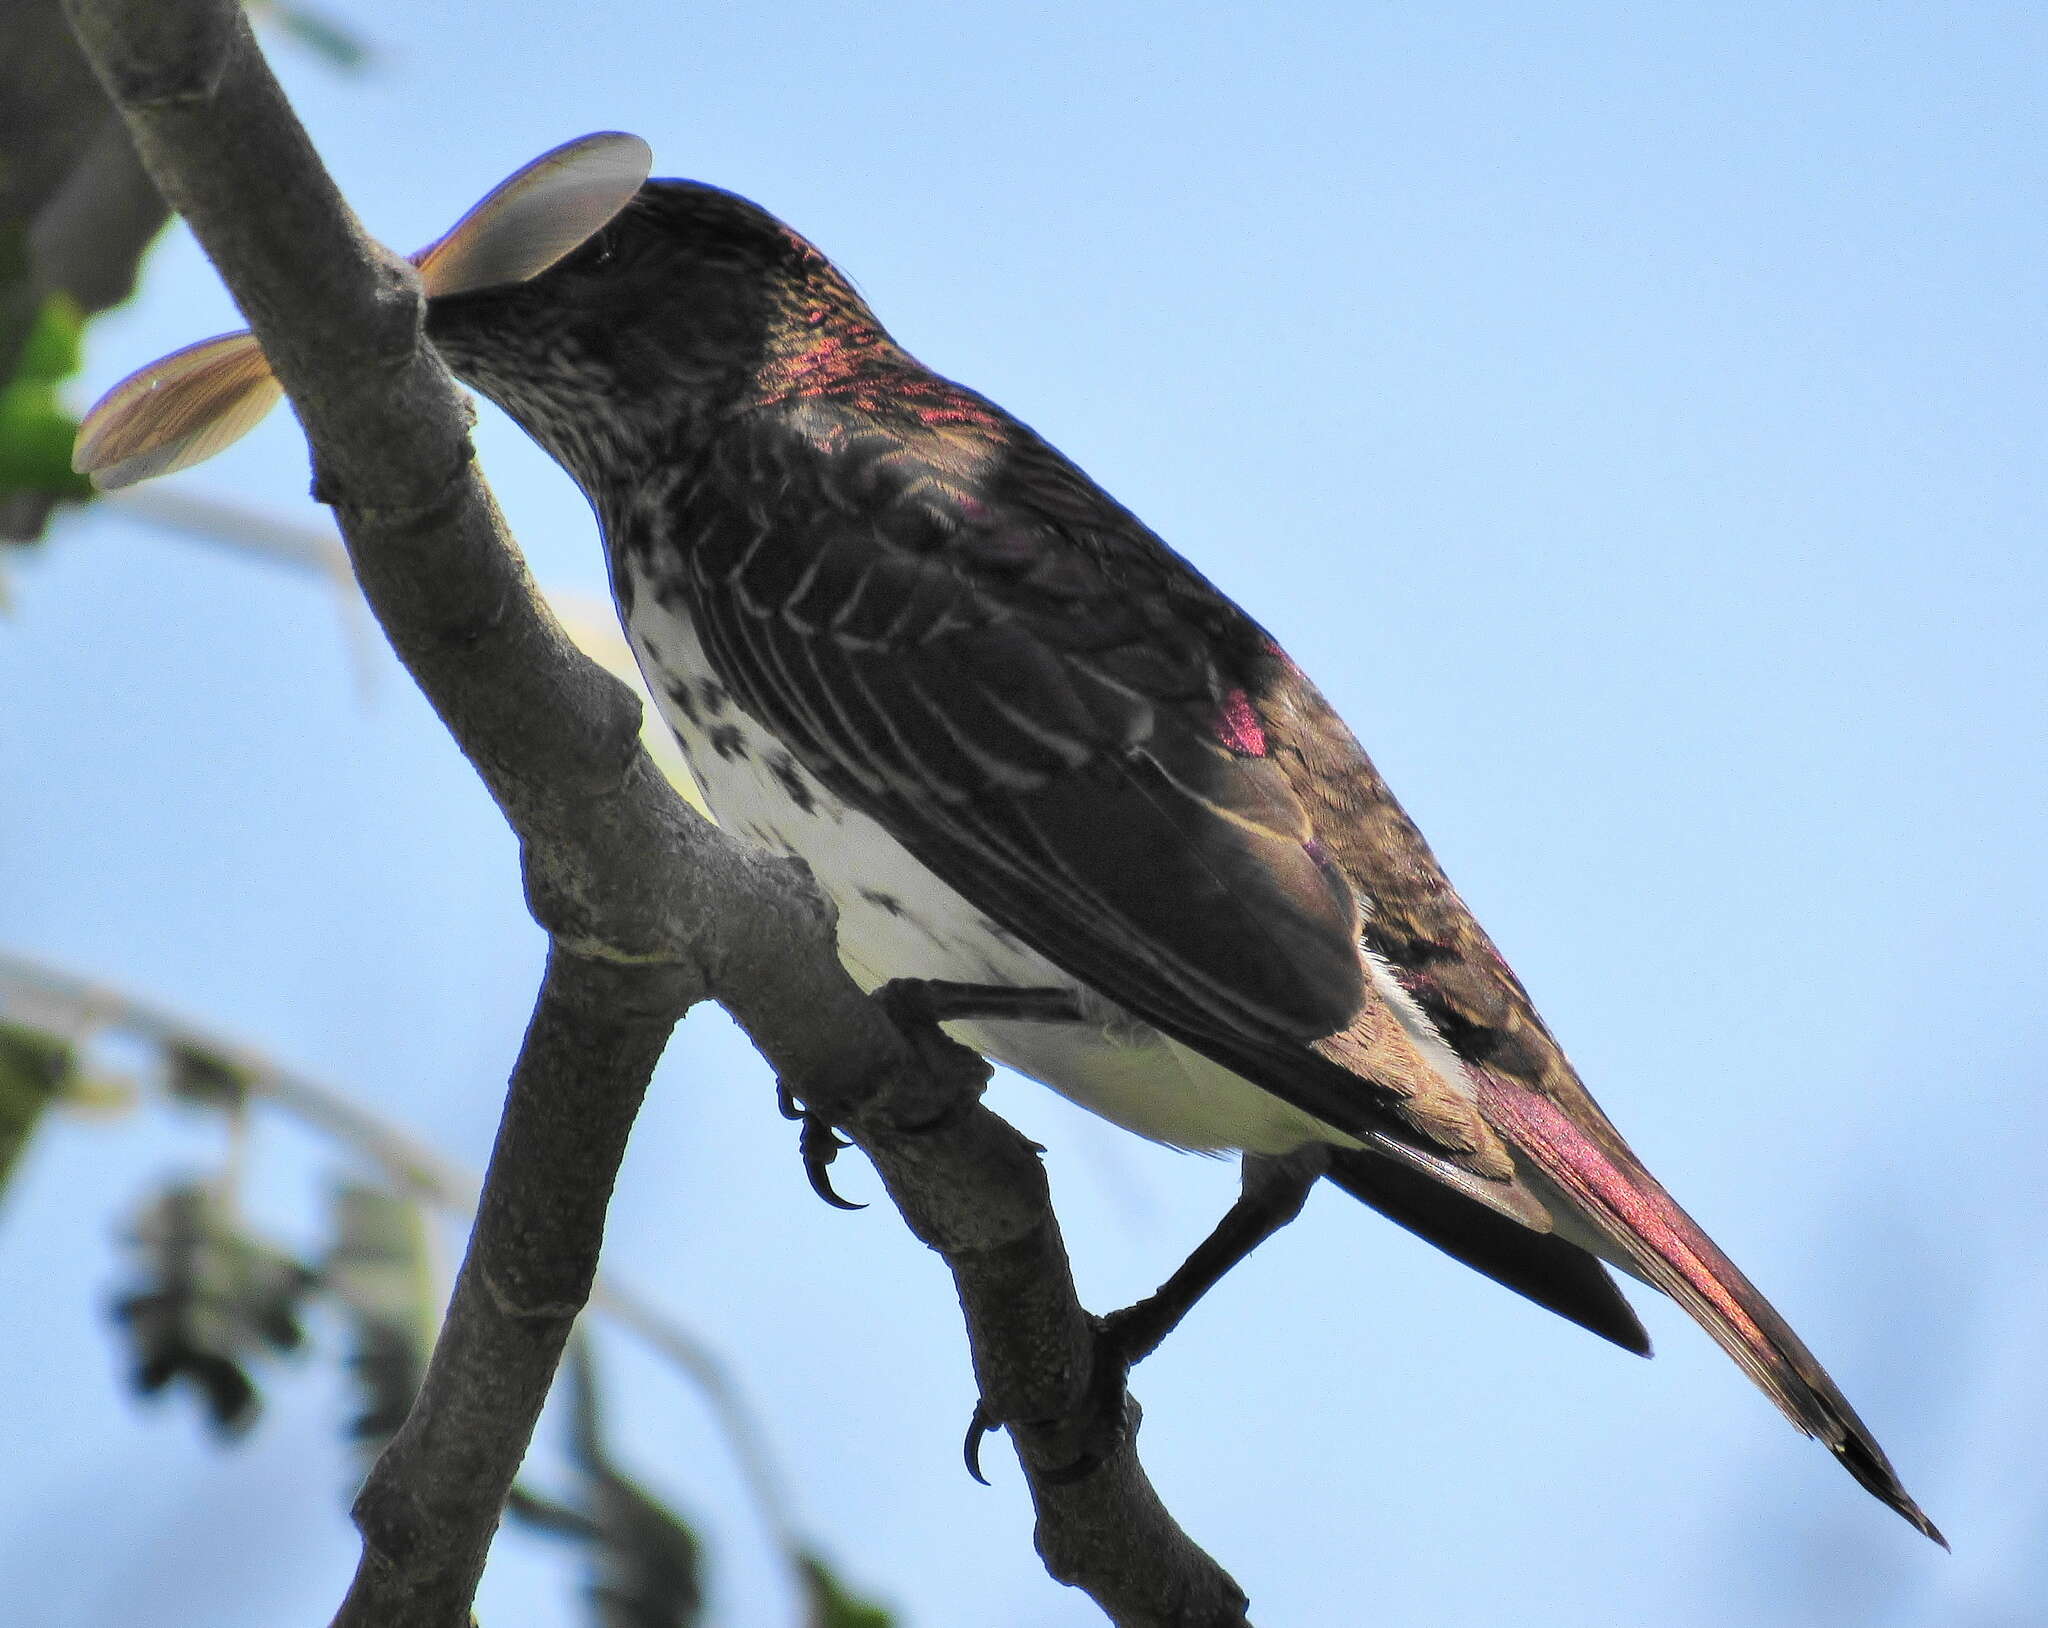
[73,135,884,493]
[425,179,885,486]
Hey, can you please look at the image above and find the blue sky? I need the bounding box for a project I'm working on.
[2,4,2042,1624]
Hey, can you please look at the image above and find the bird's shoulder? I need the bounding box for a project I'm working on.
[708,372,1264,699]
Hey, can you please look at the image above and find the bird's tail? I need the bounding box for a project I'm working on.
[1475,1068,1945,1546]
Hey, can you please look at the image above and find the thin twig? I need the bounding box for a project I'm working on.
[0,948,469,1202]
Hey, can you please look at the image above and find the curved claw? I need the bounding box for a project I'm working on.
[964,1327,1134,1489]
[963,1402,999,1485]
[801,1117,865,1211]
[780,1084,866,1209]
[804,1156,866,1211]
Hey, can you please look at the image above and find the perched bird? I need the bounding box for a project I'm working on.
[77,136,1941,1543]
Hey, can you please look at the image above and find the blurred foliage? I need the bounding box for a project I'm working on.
[111,1180,318,1432]
[164,1036,257,1112]
[0,0,369,552]
[798,1553,896,1628]
[323,1180,439,1460]
[0,1020,75,1194]
[0,293,91,505]
[0,963,898,1627]
[512,1343,708,1628]
[246,0,375,71]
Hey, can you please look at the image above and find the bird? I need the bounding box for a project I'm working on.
[75,134,1942,1543]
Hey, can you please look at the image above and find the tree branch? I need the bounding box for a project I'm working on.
[341,947,693,1625]
[61,1,1250,1621]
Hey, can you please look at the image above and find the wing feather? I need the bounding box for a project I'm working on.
[668,401,1525,1198]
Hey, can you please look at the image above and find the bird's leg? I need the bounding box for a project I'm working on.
[964,1145,1331,1486]
[879,978,1325,1355]
[871,977,1084,1137]
[873,984,1325,1486]
[873,977,1087,1028]
[1100,1144,1330,1366]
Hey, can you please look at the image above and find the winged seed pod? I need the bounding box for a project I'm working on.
[70,132,652,490]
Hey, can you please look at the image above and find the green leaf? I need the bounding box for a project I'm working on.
[0,1022,74,1198]
[0,393,90,499]
[799,1553,897,1628]
[163,1039,256,1111]
[11,292,83,385]
[0,296,87,487]
[0,293,90,503]
[323,1182,440,1462]
[110,1182,316,1432]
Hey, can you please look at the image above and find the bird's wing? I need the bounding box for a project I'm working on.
[674,392,1535,1216]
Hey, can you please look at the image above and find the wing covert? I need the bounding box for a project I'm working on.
[656,393,1524,1191]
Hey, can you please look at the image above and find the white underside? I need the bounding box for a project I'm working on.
[625,581,1352,1155]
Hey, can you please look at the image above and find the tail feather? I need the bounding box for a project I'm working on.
[1324,1147,1651,1356]
[1475,1068,1945,1546]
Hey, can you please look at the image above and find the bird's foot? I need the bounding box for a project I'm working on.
[775,1081,864,1210]
[963,1316,1139,1487]
[786,980,1078,1204]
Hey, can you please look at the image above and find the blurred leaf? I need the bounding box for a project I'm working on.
[509,1341,705,1628]
[0,397,89,500]
[505,1483,599,1539]
[0,1021,75,1197]
[110,1182,316,1432]
[11,293,83,384]
[164,1038,255,1111]
[0,293,90,503]
[323,1182,440,1462]
[57,1066,143,1118]
[798,1553,896,1628]
[582,1462,706,1628]
[246,1,374,70]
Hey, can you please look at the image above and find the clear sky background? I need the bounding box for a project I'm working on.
[2,3,2042,1624]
